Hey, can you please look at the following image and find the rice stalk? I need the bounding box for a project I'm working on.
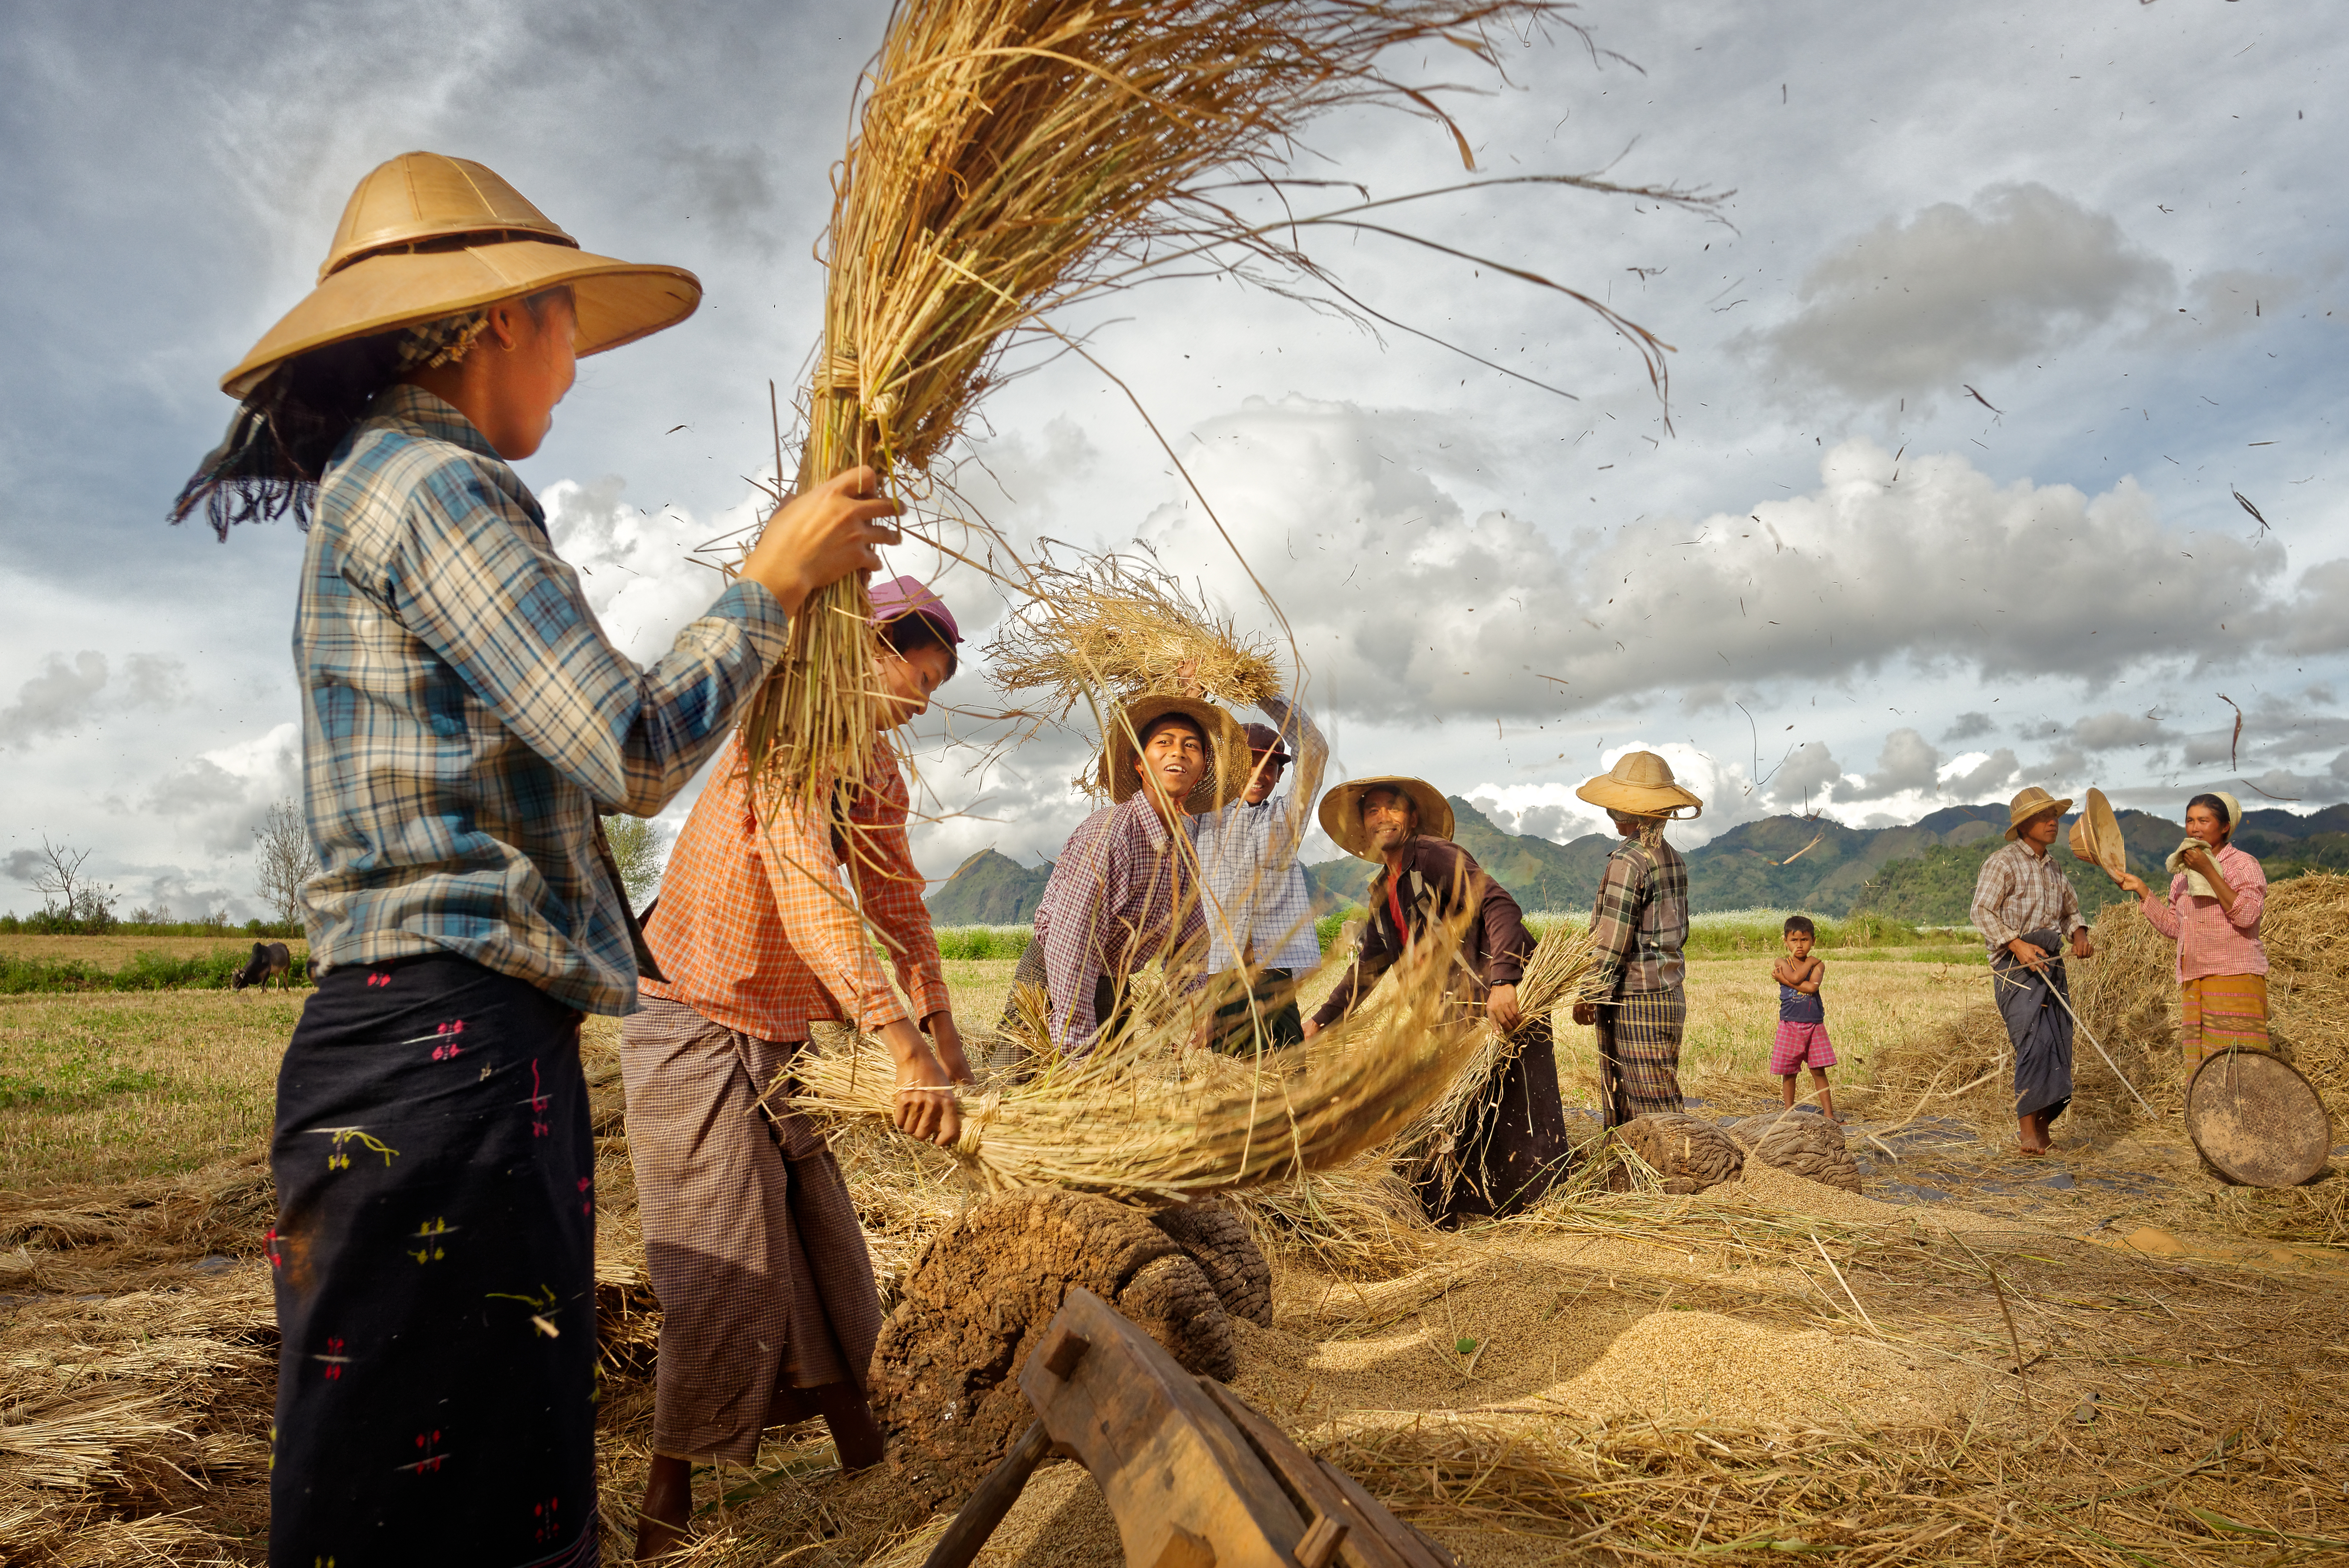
[986,544,1282,721]
[747,0,1698,796]
[1406,921,1597,1205]
[790,908,1483,1198]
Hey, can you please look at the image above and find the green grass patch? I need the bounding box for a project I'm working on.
[0,948,313,994]
[931,925,1033,961]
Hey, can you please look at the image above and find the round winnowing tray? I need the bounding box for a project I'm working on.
[2185,1050,2334,1189]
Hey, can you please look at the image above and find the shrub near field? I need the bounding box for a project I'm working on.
[0,944,314,993]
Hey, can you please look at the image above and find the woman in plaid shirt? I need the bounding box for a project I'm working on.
[173,154,902,1568]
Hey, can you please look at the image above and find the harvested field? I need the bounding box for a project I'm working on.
[3,949,2345,1565]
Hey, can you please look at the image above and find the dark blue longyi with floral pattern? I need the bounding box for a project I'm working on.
[268,953,598,1568]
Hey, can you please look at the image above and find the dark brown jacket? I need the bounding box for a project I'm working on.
[1310,837,1533,1029]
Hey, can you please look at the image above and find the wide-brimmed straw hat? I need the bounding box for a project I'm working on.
[2066,786,2128,881]
[1574,750,1703,821]
[220,151,701,396]
[1318,776,1455,860]
[2004,785,2073,840]
[1099,695,1250,813]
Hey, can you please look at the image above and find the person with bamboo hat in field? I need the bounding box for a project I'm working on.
[172,151,903,1567]
[1032,695,1250,1055]
[1303,777,1567,1221]
[619,575,971,1558]
[1972,786,2096,1156]
[1568,751,1700,1127]
[2117,791,2268,1081]
[1195,699,1329,1054]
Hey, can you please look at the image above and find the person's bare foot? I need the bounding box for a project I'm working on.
[634,1453,692,1561]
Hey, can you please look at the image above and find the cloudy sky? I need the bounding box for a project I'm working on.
[3,0,2342,918]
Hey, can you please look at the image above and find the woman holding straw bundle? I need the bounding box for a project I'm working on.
[2117,791,2270,1081]
[171,152,902,1568]
[1304,777,1568,1221]
[622,575,972,1558]
[1568,752,1701,1127]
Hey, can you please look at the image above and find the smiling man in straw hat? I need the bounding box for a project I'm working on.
[1031,695,1249,1055]
[1972,785,2095,1157]
[174,151,903,1567]
[1303,777,1568,1222]
[1568,751,1701,1128]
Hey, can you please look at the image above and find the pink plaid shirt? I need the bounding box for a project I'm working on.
[2138,843,2267,982]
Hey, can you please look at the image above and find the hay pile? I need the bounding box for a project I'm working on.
[1866,871,2349,1242]
[0,1162,277,1563]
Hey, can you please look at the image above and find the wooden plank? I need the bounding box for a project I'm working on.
[920,1419,1055,1568]
[1020,1287,1304,1568]
[1197,1379,1425,1568]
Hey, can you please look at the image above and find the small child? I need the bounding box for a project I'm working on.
[1770,915,1837,1120]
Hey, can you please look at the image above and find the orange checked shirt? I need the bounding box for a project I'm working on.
[638,733,950,1043]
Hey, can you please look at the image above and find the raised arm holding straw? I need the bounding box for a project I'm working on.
[172,152,900,1568]
[1196,694,1329,1054]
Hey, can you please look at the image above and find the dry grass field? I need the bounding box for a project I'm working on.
[3,931,2345,1566]
[0,990,302,1187]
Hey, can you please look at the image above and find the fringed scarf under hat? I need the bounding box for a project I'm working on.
[169,311,489,541]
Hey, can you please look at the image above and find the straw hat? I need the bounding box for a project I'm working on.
[220,152,701,397]
[2004,785,2073,840]
[1318,777,1455,861]
[1574,750,1704,820]
[2066,786,2128,882]
[1098,695,1250,813]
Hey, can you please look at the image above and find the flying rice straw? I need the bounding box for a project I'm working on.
[1409,919,1597,1204]
[986,546,1284,722]
[743,0,1704,802]
[788,907,1484,1198]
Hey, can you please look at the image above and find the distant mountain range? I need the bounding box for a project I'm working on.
[925,800,2349,928]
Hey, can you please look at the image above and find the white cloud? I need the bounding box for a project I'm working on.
[1140,405,2320,724]
[141,721,300,856]
[542,476,766,665]
[1741,182,2172,403]
[1941,748,2022,800]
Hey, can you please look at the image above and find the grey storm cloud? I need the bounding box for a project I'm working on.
[0,651,187,748]
[1942,712,1994,743]
[1831,727,1939,802]
[1741,182,2172,403]
[2070,711,2169,751]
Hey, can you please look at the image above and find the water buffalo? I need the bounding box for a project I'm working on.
[233,941,293,991]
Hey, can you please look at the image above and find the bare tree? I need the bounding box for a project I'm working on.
[253,798,320,924]
[603,815,670,910]
[27,835,115,926]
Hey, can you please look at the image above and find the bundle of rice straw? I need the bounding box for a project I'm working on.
[986,546,1282,721]
[1408,919,1597,1202]
[790,909,1482,1198]
[744,0,1629,799]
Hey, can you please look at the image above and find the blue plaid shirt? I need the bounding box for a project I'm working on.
[295,385,789,1015]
